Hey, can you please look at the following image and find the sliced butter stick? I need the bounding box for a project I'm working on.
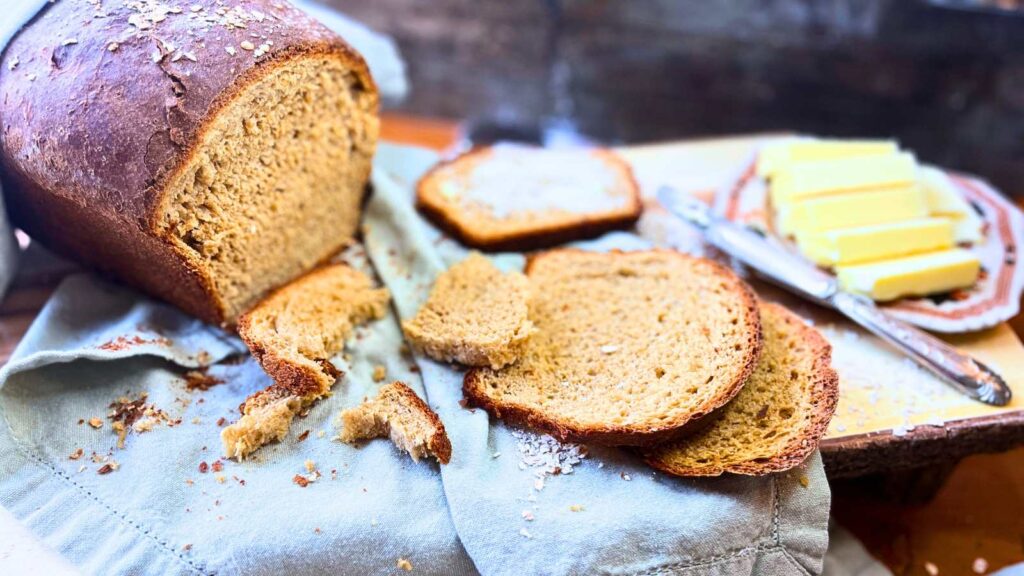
[919,165,984,244]
[836,248,980,301]
[796,218,954,267]
[758,139,898,179]
[771,151,916,207]
[777,185,929,236]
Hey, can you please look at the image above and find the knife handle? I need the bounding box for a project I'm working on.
[831,291,1012,406]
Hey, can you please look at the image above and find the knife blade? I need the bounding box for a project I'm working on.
[658,186,1012,406]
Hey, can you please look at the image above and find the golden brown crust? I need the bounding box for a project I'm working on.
[462,248,763,447]
[0,1,378,326]
[415,147,643,252]
[642,302,840,477]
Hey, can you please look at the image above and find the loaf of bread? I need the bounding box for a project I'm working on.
[463,249,762,446]
[643,302,839,476]
[403,252,534,369]
[0,0,379,326]
[416,145,642,251]
[339,381,452,464]
[222,263,390,459]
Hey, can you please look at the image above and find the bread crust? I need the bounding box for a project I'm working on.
[462,248,763,447]
[642,302,840,477]
[415,147,643,252]
[383,382,453,464]
[0,0,378,326]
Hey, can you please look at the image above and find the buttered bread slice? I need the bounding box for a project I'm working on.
[463,249,762,446]
[643,302,838,476]
[403,253,534,369]
[222,264,390,459]
[416,144,642,251]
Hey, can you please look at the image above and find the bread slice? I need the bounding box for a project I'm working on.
[416,144,642,251]
[222,264,390,459]
[463,249,762,446]
[403,252,534,369]
[339,382,452,464]
[642,302,839,477]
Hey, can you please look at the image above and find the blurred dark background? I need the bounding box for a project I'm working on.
[325,0,1024,194]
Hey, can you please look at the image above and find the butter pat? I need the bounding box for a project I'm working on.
[919,165,983,243]
[771,152,917,208]
[797,218,954,266]
[836,248,980,301]
[777,185,929,235]
[757,139,898,179]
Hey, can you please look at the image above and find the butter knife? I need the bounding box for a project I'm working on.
[657,187,1012,406]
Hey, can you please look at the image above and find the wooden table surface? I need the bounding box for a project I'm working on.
[2,113,1022,576]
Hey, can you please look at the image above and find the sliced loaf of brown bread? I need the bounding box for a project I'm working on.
[338,382,452,464]
[416,144,642,251]
[463,249,762,446]
[222,264,390,459]
[642,302,839,476]
[403,252,534,369]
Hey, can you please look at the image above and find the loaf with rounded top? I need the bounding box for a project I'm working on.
[0,0,379,326]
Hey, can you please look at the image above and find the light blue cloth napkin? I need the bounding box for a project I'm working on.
[364,143,833,576]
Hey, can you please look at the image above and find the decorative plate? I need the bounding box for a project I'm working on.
[714,152,1024,333]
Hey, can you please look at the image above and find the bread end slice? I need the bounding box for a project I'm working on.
[403,252,534,369]
[416,145,642,252]
[642,302,839,477]
[338,382,452,464]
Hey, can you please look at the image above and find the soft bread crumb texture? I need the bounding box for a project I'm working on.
[339,382,452,464]
[158,55,379,323]
[403,252,534,369]
[416,145,642,251]
[222,264,390,459]
[643,302,839,476]
[463,249,763,446]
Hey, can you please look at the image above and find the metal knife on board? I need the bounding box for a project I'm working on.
[657,187,1012,406]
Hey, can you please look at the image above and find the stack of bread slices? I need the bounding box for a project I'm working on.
[406,249,839,477]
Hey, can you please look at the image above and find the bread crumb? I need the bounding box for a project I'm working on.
[88,417,103,429]
[396,558,413,571]
[97,461,119,475]
[68,448,83,460]
[198,461,209,473]
[799,476,810,488]
[924,562,939,575]
[973,558,988,574]
[215,475,226,484]
[211,460,223,472]
[182,543,192,551]
[304,459,315,473]
[107,42,119,52]
[293,474,311,488]
[521,510,534,521]
[317,430,326,439]
[297,430,310,442]
[372,365,387,382]
[569,504,584,512]
[533,478,544,491]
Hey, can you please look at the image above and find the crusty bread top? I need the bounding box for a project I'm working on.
[416,145,642,251]
[339,382,452,464]
[0,0,375,229]
[238,263,390,399]
[643,302,839,477]
[403,252,534,369]
[463,249,763,446]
